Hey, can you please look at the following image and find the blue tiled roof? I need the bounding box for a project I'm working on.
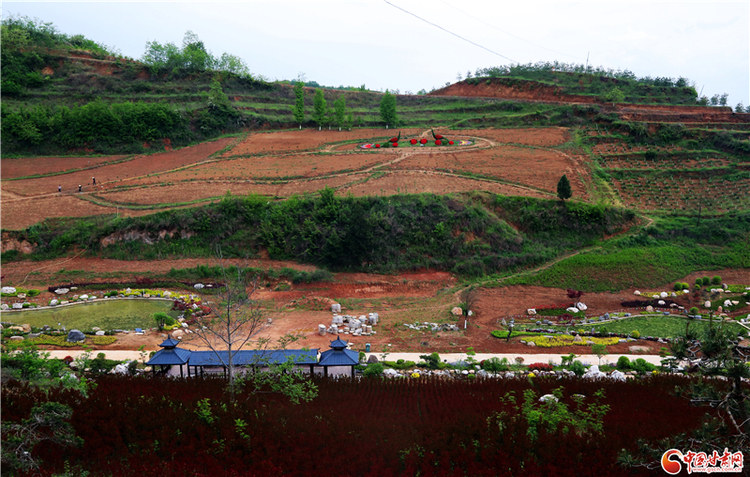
[159,338,181,348]
[329,336,349,349]
[187,349,318,367]
[146,347,192,366]
[318,348,358,367]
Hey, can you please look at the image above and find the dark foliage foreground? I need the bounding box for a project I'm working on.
[1,374,713,476]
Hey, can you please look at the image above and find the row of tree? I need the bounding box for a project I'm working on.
[292,84,400,130]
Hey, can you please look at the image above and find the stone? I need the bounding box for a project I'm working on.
[382,368,399,377]
[658,300,666,306]
[60,301,69,305]
[671,292,677,298]
[717,306,723,313]
[527,341,537,347]
[604,313,610,320]
[646,305,654,313]
[163,291,172,297]
[451,306,463,316]
[660,292,668,298]
[704,301,711,308]
[92,327,101,331]
[527,308,537,315]
[331,303,341,313]
[95,331,105,336]
[724,300,733,307]
[66,329,86,342]
[332,315,343,325]
[194,283,205,289]
[584,365,606,379]
[79,294,89,300]
[609,370,627,382]
[12,303,22,309]
[1,286,17,294]
[634,290,641,295]
[55,288,69,295]
[172,329,184,340]
[567,307,580,313]
[10,336,24,341]
[573,334,583,342]
[0,304,8,310]
[367,355,379,363]
[112,363,131,375]
[539,394,559,403]
[576,302,587,311]
[17,293,26,299]
[318,324,327,336]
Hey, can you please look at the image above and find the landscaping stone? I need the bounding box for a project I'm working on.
[526,342,537,347]
[1,304,9,310]
[646,305,654,313]
[527,308,536,315]
[171,330,184,340]
[9,336,24,341]
[55,288,69,295]
[367,355,379,363]
[576,302,587,311]
[12,303,22,309]
[318,324,327,336]
[331,303,341,313]
[704,301,711,308]
[610,370,627,382]
[194,283,205,289]
[80,294,89,300]
[634,290,641,295]
[1,286,17,294]
[66,329,85,342]
[451,307,463,316]
[95,331,105,336]
[539,394,559,403]
[573,335,583,343]
[660,292,668,298]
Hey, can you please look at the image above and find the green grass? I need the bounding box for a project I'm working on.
[583,315,746,339]
[1,299,177,331]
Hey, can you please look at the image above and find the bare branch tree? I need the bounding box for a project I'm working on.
[460,287,479,330]
[188,248,267,397]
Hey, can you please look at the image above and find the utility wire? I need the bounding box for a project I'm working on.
[382,0,516,63]
[438,0,586,61]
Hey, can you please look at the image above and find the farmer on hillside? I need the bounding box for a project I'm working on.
[92,177,96,185]
[78,184,82,193]
[58,185,62,193]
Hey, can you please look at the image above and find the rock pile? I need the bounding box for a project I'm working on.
[403,322,460,332]
[320,312,380,337]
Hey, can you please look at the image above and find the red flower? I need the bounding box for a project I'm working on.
[375,144,380,148]
[435,140,441,145]
[390,137,398,143]
[449,140,454,145]
[392,142,398,147]
[410,139,417,145]
[435,134,443,140]
[420,138,427,144]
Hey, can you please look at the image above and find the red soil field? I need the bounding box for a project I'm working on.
[224,128,423,156]
[1,155,128,179]
[2,138,233,197]
[448,127,569,146]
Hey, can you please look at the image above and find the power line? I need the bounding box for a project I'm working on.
[382,0,516,63]
[438,0,586,61]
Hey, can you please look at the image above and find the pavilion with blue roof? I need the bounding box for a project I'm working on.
[145,336,359,378]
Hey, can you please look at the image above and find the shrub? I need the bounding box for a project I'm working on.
[569,360,586,376]
[673,282,682,291]
[631,330,640,339]
[482,357,509,373]
[701,277,710,286]
[528,363,554,372]
[616,356,631,370]
[466,347,476,356]
[711,276,721,285]
[695,278,702,286]
[419,352,442,370]
[363,362,384,377]
[631,358,657,373]
[689,307,700,315]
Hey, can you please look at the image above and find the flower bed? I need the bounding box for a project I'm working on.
[523,334,620,348]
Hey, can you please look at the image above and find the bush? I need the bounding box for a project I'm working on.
[528,363,554,372]
[363,362,384,377]
[631,330,640,339]
[689,307,700,315]
[616,356,631,370]
[482,357,509,373]
[631,358,657,373]
[695,278,702,286]
[673,282,683,291]
[420,352,442,370]
[569,360,586,376]
[701,277,710,286]
[711,276,722,285]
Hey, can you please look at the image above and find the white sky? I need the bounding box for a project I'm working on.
[3,1,749,106]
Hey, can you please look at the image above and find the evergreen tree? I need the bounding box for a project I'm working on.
[312,89,327,129]
[379,90,398,128]
[292,82,305,128]
[557,174,572,201]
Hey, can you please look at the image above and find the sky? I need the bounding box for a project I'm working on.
[3,1,749,107]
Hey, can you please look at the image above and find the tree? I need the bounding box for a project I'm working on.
[292,81,305,128]
[204,78,231,110]
[736,102,745,113]
[333,94,346,130]
[557,174,572,201]
[379,90,398,128]
[312,88,327,129]
[591,344,608,365]
[189,250,267,397]
[604,87,625,105]
[460,287,479,330]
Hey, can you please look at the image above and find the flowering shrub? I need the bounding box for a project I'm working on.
[435,140,441,145]
[420,138,427,144]
[410,138,417,145]
[527,363,554,372]
[524,335,620,348]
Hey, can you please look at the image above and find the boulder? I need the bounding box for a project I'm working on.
[451,306,463,316]
[646,305,654,313]
[92,327,101,331]
[318,324,327,336]
[55,288,69,295]
[66,329,86,342]
[112,362,131,375]
[724,300,733,307]
[1,286,17,294]
[0,304,8,310]
[657,300,666,306]
[704,301,711,308]
[634,290,641,296]
[584,365,606,379]
[573,334,583,343]
[194,283,205,289]
[660,292,668,298]
[609,370,627,382]
[163,291,172,297]
[527,308,537,315]
[539,394,559,403]
[12,303,22,309]
[367,354,379,363]
[331,303,341,313]
[95,331,105,336]
[21,324,31,332]
[79,294,89,300]
[566,307,580,313]
[171,329,184,340]
[526,341,537,347]
[576,302,587,311]
[10,336,24,341]
[383,368,399,377]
